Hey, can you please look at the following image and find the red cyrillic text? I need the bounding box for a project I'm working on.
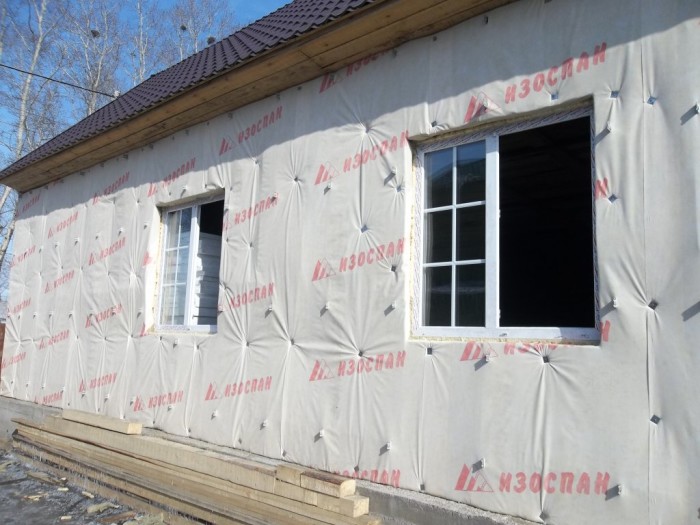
[238,106,283,143]
[93,172,129,204]
[228,282,275,309]
[499,471,610,495]
[504,42,606,104]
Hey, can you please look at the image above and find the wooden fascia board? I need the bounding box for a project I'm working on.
[309,0,516,67]
[4,0,517,193]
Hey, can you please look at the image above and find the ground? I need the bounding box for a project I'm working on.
[0,450,160,525]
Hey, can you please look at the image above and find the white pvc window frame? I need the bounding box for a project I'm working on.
[157,194,223,333]
[414,107,599,342]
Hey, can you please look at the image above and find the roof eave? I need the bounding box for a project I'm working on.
[1,0,516,193]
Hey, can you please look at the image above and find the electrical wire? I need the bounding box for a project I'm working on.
[0,63,117,98]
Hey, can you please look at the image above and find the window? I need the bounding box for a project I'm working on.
[417,110,597,340]
[158,196,224,330]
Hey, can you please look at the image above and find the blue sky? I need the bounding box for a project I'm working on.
[231,0,291,25]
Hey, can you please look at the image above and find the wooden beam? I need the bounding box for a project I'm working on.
[310,0,514,68]
[274,480,318,506]
[14,441,202,525]
[13,439,248,525]
[62,409,142,435]
[277,464,305,485]
[15,429,322,525]
[15,417,278,493]
[301,471,357,498]
[15,424,377,525]
[317,494,370,519]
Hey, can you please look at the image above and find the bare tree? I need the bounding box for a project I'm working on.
[163,0,238,65]
[0,187,16,301]
[0,0,65,291]
[0,3,8,63]
[60,0,121,118]
[122,0,161,86]
[10,0,55,158]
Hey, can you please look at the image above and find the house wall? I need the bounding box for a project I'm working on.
[2,0,699,523]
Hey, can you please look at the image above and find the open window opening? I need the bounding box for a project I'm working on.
[159,197,224,330]
[418,109,597,340]
[499,117,594,328]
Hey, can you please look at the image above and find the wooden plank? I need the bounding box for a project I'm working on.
[300,0,438,59]
[98,511,138,524]
[17,425,330,524]
[13,441,200,525]
[13,433,312,525]
[15,417,277,493]
[79,433,377,525]
[62,409,142,435]
[273,480,318,506]
[317,494,370,518]
[15,423,380,525]
[276,464,305,485]
[311,0,513,69]
[300,471,357,498]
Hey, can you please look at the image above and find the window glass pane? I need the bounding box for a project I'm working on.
[160,284,185,325]
[179,207,192,246]
[166,210,181,247]
[161,285,175,324]
[161,201,224,327]
[424,210,452,263]
[425,149,453,208]
[162,207,192,325]
[423,266,452,326]
[456,264,485,326]
[175,248,189,283]
[163,250,179,283]
[457,141,486,203]
[456,205,485,261]
[171,283,186,325]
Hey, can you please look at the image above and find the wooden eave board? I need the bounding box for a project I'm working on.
[44,51,320,183]
[3,0,517,193]
[308,0,516,68]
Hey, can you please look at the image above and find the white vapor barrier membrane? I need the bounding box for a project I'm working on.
[2,0,699,523]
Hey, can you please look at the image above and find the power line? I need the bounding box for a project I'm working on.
[0,63,117,98]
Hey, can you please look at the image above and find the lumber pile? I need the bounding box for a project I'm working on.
[12,412,380,525]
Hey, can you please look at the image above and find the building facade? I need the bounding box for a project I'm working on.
[1,1,699,523]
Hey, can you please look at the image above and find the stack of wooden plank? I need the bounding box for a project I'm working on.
[12,411,381,525]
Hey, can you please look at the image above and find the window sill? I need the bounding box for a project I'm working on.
[154,325,218,335]
[412,326,600,344]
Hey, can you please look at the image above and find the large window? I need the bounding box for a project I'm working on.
[417,110,597,340]
[158,196,224,330]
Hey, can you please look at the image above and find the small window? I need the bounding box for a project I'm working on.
[417,110,597,341]
[158,197,224,330]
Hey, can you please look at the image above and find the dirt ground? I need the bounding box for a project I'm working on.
[0,449,161,525]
